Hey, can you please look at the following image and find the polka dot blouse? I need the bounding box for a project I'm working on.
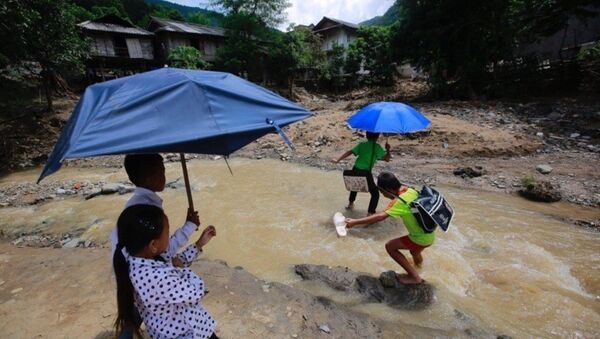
[126,245,216,338]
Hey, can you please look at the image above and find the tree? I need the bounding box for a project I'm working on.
[321,43,346,91]
[188,12,210,25]
[345,38,365,84]
[210,0,290,27]
[168,46,209,69]
[393,0,516,97]
[0,0,87,111]
[211,0,291,79]
[346,26,396,86]
[214,12,265,76]
[391,0,599,98]
[269,26,325,95]
[148,4,185,22]
[66,3,94,23]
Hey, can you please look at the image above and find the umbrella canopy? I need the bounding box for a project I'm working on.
[38,68,312,183]
[347,102,430,134]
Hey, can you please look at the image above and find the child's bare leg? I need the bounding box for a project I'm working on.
[385,238,422,284]
[410,250,423,268]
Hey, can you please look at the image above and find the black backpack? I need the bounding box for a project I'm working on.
[397,186,454,233]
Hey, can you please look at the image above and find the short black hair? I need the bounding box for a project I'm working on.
[366,132,380,141]
[124,154,163,186]
[377,171,401,192]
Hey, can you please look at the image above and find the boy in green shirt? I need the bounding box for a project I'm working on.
[346,172,433,284]
[334,132,391,215]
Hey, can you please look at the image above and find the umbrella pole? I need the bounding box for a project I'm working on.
[179,153,195,211]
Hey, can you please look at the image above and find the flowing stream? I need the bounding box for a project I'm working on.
[1,159,599,338]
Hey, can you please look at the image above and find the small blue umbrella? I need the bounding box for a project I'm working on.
[38,68,312,208]
[347,101,430,134]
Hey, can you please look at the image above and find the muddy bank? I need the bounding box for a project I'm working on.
[0,242,390,338]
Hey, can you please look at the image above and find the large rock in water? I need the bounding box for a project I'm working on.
[294,264,435,310]
[518,181,561,202]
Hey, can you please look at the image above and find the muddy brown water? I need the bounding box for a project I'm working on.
[1,159,599,338]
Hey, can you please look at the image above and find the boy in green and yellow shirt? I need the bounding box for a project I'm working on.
[346,172,434,284]
[334,132,390,215]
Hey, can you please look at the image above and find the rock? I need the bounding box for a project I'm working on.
[117,184,135,195]
[356,275,386,302]
[518,181,561,202]
[536,164,553,175]
[294,265,434,310]
[56,188,66,195]
[101,184,120,194]
[10,287,23,294]
[319,325,331,333]
[453,166,486,179]
[294,264,359,291]
[167,178,185,190]
[442,142,449,149]
[569,133,580,138]
[62,237,83,248]
[536,132,544,137]
[85,188,102,200]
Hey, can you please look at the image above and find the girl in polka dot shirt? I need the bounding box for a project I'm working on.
[113,204,218,338]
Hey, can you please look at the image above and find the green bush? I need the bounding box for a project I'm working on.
[521,175,536,190]
[167,46,209,69]
[577,41,600,62]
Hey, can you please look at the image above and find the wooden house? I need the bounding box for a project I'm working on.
[78,14,157,80]
[148,17,226,63]
[312,17,358,52]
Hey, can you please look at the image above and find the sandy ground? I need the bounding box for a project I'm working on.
[0,242,454,339]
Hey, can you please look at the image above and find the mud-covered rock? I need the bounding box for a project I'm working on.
[294,264,435,310]
[453,166,486,178]
[518,181,561,202]
[294,264,359,291]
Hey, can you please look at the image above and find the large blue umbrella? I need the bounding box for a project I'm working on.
[347,101,430,134]
[39,68,312,208]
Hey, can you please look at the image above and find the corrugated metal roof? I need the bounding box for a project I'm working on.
[325,17,359,29]
[313,17,359,33]
[150,17,226,37]
[78,21,154,36]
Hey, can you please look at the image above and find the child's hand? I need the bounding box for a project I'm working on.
[196,225,216,249]
[186,208,200,226]
[345,218,356,228]
[172,257,185,268]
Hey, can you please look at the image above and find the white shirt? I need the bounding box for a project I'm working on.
[110,187,198,258]
[126,244,216,338]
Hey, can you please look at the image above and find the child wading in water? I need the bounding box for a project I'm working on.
[345,172,434,284]
[334,132,391,215]
[114,204,218,338]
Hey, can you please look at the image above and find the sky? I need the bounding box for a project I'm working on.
[170,0,395,29]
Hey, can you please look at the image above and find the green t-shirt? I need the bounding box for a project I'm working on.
[385,188,435,246]
[352,140,386,171]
